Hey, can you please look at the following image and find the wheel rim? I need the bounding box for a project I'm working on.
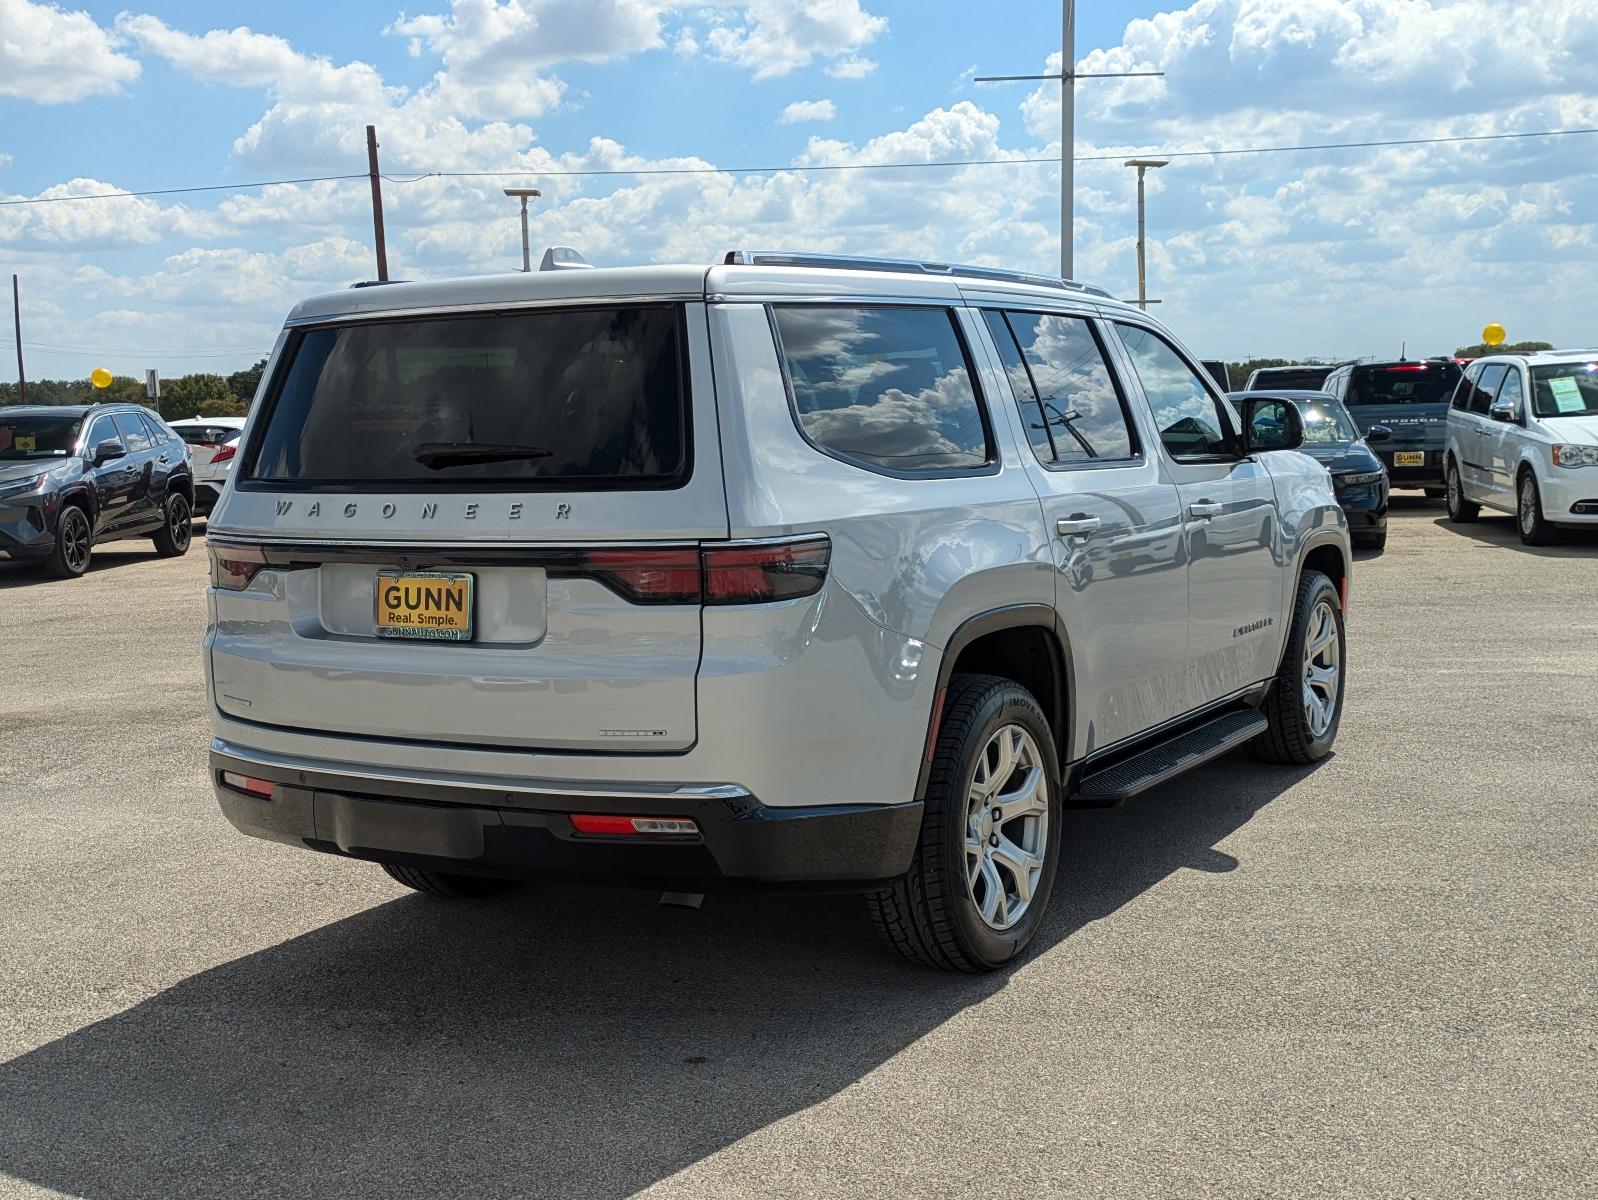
[1519,478,1536,534]
[62,510,90,572]
[1301,599,1341,739]
[964,724,1050,932]
[1448,465,1461,515]
[169,498,191,550]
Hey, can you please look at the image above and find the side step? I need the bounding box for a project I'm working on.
[1073,708,1268,807]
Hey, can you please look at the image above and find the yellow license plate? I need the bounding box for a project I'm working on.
[1394,451,1425,466]
[375,571,474,641]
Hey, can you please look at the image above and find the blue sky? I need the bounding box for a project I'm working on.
[3,0,1596,379]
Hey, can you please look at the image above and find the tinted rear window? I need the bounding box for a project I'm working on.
[246,306,688,488]
[1253,367,1331,390]
[1347,362,1461,406]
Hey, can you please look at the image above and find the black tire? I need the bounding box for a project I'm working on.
[380,862,520,899]
[1249,571,1345,765]
[867,673,1062,973]
[1517,471,1558,546]
[1423,487,1446,499]
[1446,459,1480,523]
[45,504,93,579]
[152,492,193,557]
[1353,531,1387,553]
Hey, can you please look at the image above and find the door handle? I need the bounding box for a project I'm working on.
[1055,515,1102,538]
[1188,500,1223,519]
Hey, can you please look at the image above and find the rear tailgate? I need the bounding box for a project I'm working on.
[207,300,728,754]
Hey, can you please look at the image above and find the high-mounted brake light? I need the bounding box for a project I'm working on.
[208,540,267,590]
[703,536,830,604]
[568,814,699,837]
[1386,364,1429,373]
[210,443,237,465]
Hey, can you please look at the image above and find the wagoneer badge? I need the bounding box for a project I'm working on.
[272,500,568,521]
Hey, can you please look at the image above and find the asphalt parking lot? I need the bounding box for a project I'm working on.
[1,499,1594,1199]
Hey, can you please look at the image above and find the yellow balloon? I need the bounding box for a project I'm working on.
[1482,323,1506,347]
[90,367,113,389]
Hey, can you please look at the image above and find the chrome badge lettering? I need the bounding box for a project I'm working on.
[275,500,292,516]
[1233,617,1275,638]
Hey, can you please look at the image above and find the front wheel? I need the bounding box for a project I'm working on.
[1250,571,1345,765]
[45,505,93,579]
[152,493,192,557]
[1517,472,1558,546]
[867,674,1061,973]
[1446,460,1480,523]
[380,862,520,899]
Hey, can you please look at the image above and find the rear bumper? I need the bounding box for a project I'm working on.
[209,742,923,891]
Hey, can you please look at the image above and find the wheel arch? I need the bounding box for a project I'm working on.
[914,605,1075,801]
[57,483,98,524]
[1296,531,1350,609]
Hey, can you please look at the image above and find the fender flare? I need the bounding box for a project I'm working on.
[913,604,1076,801]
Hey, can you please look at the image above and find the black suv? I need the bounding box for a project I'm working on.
[0,404,195,577]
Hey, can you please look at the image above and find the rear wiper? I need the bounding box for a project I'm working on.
[413,442,554,469]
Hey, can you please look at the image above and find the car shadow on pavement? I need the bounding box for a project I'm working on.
[1431,513,1598,556]
[0,753,1320,1200]
[0,547,168,589]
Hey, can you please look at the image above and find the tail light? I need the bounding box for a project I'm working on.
[580,547,702,604]
[209,539,267,590]
[210,443,237,465]
[565,536,830,605]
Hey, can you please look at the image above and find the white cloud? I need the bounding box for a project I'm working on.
[0,0,140,103]
[826,55,877,80]
[778,99,836,125]
[388,0,669,70]
[703,0,887,79]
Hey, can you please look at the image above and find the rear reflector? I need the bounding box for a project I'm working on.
[569,814,699,837]
[221,771,274,798]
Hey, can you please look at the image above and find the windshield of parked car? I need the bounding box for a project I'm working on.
[1291,400,1360,444]
[1530,362,1598,417]
[1347,362,1461,406]
[0,412,83,460]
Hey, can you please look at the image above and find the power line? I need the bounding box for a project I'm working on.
[1,126,1594,206]
[0,338,262,359]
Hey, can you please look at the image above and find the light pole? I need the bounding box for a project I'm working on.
[1124,158,1167,310]
[502,187,542,272]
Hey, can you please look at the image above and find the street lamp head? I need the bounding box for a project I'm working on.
[502,187,542,198]
[1123,158,1169,170]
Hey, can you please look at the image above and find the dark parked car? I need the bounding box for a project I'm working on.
[1234,390,1391,551]
[0,404,194,577]
[1243,364,1333,392]
[1319,357,1463,494]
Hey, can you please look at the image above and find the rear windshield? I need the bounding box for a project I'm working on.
[1347,362,1461,407]
[175,425,240,446]
[1253,366,1331,390]
[1531,362,1598,417]
[245,305,688,488]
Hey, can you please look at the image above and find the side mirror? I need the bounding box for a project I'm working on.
[1365,424,1392,444]
[92,440,126,466]
[1488,398,1517,423]
[1240,398,1305,453]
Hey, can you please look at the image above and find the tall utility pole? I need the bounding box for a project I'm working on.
[502,188,542,271]
[11,274,24,404]
[1125,159,1167,310]
[366,125,389,282]
[976,1,1162,281]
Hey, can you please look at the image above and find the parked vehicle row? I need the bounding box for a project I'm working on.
[200,250,1351,972]
[0,403,194,577]
[168,416,246,515]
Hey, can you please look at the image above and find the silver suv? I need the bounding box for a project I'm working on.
[204,251,1352,971]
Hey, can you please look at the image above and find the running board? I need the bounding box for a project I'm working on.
[1072,708,1269,807]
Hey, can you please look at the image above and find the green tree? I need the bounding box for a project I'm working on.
[158,373,246,419]
[226,358,268,407]
[1452,340,1554,360]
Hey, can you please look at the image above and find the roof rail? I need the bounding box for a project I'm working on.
[348,279,407,289]
[722,250,1114,299]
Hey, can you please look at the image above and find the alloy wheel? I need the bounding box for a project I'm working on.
[1519,478,1537,536]
[169,499,192,551]
[1301,599,1341,739]
[62,510,91,574]
[964,724,1050,932]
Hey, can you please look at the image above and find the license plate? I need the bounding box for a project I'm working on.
[1394,451,1425,466]
[374,571,474,641]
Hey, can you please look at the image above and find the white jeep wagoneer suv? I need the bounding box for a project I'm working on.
[205,251,1351,971]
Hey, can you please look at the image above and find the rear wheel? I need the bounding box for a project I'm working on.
[1250,571,1344,765]
[45,505,93,579]
[152,493,192,557]
[380,862,520,899]
[1446,459,1479,523]
[867,674,1061,973]
[1517,471,1558,546]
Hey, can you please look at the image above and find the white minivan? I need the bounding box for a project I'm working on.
[1443,351,1598,544]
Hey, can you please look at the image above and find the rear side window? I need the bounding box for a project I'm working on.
[772,305,991,474]
[984,310,1137,466]
[246,305,689,488]
[1348,362,1462,407]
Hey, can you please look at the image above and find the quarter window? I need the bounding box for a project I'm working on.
[773,305,991,473]
[1495,369,1524,418]
[984,310,1136,465]
[1113,324,1234,458]
[113,411,152,453]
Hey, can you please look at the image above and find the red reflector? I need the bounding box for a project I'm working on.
[581,548,702,604]
[221,771,274,798]
[924,686,948,763]
[569,814,699,837]
[210,443,237,465]
[703,536,830,604]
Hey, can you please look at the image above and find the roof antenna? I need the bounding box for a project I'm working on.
[1400,340,1407,360]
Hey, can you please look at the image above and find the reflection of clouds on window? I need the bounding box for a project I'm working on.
[775,306,989,471]
[1011,314,1132,462]
[1116,324,1228,457]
